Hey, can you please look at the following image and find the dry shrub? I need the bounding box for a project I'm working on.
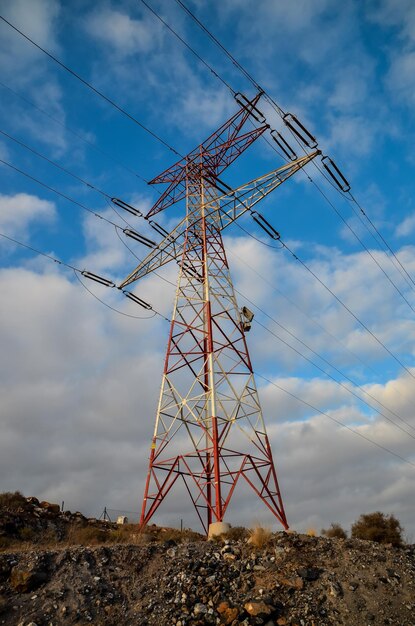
[306,528,317,537]
[66,525,108,546]
[351,512,403,547]
[18,527,35,541]
[225,526,249,541]
[0,491,27,510]
[322,523,347,539]
[248,526,273,549]
[0,537,13,551]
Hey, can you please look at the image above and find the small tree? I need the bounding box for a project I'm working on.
[321,522,347,539]
[0,491,27,510]
[351,512,403,547]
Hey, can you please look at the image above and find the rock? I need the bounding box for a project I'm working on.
[297,567,321,581]
[10,568,49,592]
[194,602,207,615]
[217,601,239,624]
[244,600,274,618]
[39,501,60,515]
[329,581,343,597]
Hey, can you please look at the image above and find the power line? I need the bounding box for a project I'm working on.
[73,271,157,320]
[0,79,150,185]
[0,230,168,322]
[302,167,415,315]
[255,371,415,470]
[234,282,415,435]
[279,237,415,381]
[0,14,182,158]
[139,0,234,94]
[0,128,112,201]
[228,239,382,380]
[222,333,415,468]
[0,156,130,230]
[171,0,415,314]
[251,316,415,439]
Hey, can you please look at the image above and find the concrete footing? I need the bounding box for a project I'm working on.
[208,521,230,539]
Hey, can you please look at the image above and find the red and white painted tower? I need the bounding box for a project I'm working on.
[119,94,319,533]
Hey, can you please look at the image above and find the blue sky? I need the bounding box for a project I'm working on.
[1,0,415,537]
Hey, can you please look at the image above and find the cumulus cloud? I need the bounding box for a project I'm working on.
[1,227,415,536]
[84,7,163,57]
[0,192,56,238]
[0,0,68,153]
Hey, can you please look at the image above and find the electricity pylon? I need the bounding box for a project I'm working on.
[119,94,320,533]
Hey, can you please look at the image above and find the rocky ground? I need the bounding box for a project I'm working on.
[0,495,414,626]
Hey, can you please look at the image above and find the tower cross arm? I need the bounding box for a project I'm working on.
[118,151,320,289]
[215,150,320,229]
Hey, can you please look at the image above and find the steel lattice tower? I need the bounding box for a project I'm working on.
[119,94,319,533]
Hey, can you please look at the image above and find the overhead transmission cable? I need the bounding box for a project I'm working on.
[0,14,182,158]
[221,334,415,468]
[239,205,415,381]
[4,1,414,437]
[140,0,234,94]
[0,80,150,185]
[250,313,415,438]
[254,371,415,470]
[227,239,382,380]
[0,128,113,201]
[0,157,128,230]
[171,0,415,307]
[0,231,167,321]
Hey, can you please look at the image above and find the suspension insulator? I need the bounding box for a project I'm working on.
[321,155,351,192]
[283,113,318,149]
[81,271,115,287]
[234,92,266,123]
[111,197,143,217]
[270,130,297,160]
[250,211,281,240]
[122,290,152,309]
[148,220,169,238]
[123,228,156,248]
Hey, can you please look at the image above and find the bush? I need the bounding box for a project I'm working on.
[321,523,347,539]
[225,526,249,541]
[0,491,27,510]
[248,526,273,549]
[351,512,404,547]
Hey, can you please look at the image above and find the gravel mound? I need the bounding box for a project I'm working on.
[0,531,414,625]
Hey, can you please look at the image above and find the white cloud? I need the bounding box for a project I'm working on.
[396,213,415,237]
[0,192,56,238]
[386,51,415,106]
[85,7,163,57]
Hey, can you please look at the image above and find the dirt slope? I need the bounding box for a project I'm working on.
[0,531,414,626]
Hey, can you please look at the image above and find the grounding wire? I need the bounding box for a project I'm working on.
[172,0,415,305]
[255,371,415,469]
[0,15,182,158]
[139,0,235,94]
[7,6,412,413]
[0,80,150,185]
